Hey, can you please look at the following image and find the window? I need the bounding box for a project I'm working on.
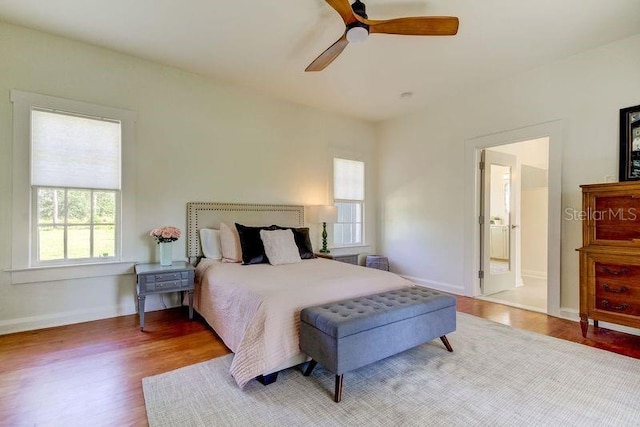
[31,109,121,264]
[11,90,136,273]
[333,158,364,246]
[35,188,117,262]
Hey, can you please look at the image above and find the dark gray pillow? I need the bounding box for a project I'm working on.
[235,223,278,265]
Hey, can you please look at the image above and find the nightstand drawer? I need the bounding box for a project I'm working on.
[333,254,359,265]
[155,272,183,282]
[141,271,190,283]
[142,278,192,292]
[315,253,359,265]
[140,271,191,284]
[157,279,191,291]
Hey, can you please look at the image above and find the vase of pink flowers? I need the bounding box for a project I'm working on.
[150,226,181,266]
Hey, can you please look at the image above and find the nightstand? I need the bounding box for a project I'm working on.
[315,252,359,265]
[134,261,195,331]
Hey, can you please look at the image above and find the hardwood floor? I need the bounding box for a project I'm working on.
[456,296,640,358]
[0,309,230,426]
[1,298,639,426]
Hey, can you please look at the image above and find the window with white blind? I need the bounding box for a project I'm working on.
[31,109,121,264]
[333,158,365,246]
[11,90,135,273]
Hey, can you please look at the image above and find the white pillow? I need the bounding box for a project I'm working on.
[260,229,302,266]
[220,222,242,263]
[199,228,222,260]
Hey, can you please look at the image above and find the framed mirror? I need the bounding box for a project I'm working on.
[619,104,640,181]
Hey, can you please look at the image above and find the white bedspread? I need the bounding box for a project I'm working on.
[194,258,413,388]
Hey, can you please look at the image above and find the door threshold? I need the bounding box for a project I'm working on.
[477,295,547,314]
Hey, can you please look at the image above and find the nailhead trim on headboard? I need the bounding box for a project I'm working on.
[186,202,305,258]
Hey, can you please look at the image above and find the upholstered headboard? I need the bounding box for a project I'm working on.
[186,202,305,258]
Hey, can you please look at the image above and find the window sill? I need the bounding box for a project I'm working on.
[328,244,372,255]
[7,261,136,285]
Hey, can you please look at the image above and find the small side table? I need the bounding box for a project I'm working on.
[134,261,195,331]
[315,252,359,265]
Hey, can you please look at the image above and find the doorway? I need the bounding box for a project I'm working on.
[462,120,562,318]
[479,139,549,313]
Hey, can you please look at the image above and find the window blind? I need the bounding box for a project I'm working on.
[31,109,121,190]
[334,158,364,201]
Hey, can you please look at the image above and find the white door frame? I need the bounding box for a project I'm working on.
[463,121,563,317]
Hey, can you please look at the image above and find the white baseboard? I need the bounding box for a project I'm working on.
[521,269,548,280]
[0,305,133,335]
[559,307,640,337]
[401,275,465,295]
[0,294,180,335]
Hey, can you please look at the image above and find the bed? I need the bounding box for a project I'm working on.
[187,202,414,388]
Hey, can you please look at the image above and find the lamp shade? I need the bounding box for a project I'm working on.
[309,205,338,224]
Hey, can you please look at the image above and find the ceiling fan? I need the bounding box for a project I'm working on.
[306,0,459,72]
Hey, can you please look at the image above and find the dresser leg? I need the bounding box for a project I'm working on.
[138,295,146,331]
[593,320,599,328]
[580,314,588,337]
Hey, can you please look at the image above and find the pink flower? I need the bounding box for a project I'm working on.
[149,226,181,243]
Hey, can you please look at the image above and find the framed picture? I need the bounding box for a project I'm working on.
[619,104,640,181]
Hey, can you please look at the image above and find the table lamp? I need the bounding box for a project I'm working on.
[310,205,338,253]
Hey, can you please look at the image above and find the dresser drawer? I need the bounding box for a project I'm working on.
[595,294,640,317]
[595,279,640,298]
[595,262,640,297]
[593,194,640,243]
[594,263,640,280]
[594,262,640,316]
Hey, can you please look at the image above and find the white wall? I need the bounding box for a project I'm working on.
[0,22,378,334]
[378,33,640,312]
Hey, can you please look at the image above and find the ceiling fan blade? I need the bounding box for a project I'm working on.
[325,0,357,24]
[305,33,349,72]
[358,16,459,36]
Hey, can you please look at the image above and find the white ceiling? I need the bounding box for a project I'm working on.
[1,0,639,121]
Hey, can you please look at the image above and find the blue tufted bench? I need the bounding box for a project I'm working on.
[299,286,456,402]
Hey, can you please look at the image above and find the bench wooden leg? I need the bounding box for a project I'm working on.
[440,335,453,352]
[334,374,343,403]
[303,359,318,376]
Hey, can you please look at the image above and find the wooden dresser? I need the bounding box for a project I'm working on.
[578,181,640,337]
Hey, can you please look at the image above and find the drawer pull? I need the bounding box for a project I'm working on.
[601,300,629,311]
[602,267,629,276]
[602,284,629,294]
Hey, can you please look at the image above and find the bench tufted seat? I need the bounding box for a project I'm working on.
[300,286,456,402]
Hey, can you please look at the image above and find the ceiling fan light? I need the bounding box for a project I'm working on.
[346,26,369,43]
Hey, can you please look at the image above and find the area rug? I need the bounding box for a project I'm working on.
[143,313,640,426]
